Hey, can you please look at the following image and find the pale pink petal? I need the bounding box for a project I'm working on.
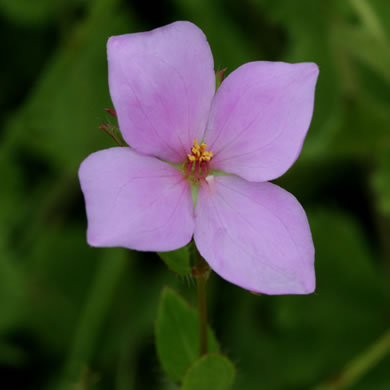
[194,176,315,294]
[205,62,319,182]
[107,21,215,163]
[79,148,194,251]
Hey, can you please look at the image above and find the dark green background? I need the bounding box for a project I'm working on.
[1,0,389,389]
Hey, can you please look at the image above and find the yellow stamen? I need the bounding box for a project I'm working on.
[187,138,213,163]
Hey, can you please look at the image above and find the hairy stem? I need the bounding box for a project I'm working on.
[193,245,210,356]
[196,272,208,356]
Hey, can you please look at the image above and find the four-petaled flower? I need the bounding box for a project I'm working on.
[79,21,319,294]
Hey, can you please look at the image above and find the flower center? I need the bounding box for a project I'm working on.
[184,138,213,182]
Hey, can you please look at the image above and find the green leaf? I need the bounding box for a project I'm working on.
[155,288,219,382]
[158,246,191,275]
[181,353,235,390]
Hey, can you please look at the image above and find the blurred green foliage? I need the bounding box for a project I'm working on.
[0,0,389,389]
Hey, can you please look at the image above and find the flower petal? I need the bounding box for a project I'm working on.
[194,176,315,294]
[107,21,215,163]
[205,62,319,182]
[79,148,194,251]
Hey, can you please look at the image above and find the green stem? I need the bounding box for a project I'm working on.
[196,272,208,356]
[314,328,390,390]
[349,0,387,43]
[193,246,210,356]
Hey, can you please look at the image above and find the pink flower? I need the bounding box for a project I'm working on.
[79,21,319,295]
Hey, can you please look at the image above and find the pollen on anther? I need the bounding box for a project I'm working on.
[187,138,213,163]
